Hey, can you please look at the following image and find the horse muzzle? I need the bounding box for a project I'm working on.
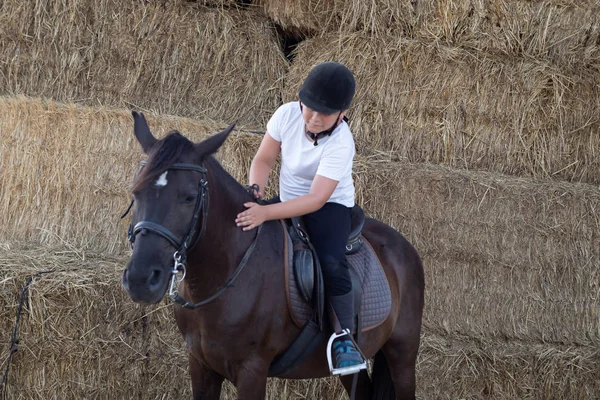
[122,260,170,304]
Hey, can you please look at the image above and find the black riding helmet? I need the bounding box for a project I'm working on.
[299,62,356,114]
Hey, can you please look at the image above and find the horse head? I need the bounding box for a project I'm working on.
[122,111,235,304]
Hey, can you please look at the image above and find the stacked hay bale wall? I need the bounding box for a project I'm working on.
[1,98,599,398]
[0,0,287,127]
[1,0,599,398]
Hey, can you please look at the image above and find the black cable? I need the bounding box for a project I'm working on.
[0,271,52,400]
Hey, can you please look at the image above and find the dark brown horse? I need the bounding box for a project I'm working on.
[122,112,424,400]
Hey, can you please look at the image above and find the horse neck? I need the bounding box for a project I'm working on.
[183,165,264,297]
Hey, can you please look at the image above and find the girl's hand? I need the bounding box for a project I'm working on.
[246,184,263,200]
[235,202,267,231]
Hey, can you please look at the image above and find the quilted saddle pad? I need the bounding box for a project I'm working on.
[285,233,392,332]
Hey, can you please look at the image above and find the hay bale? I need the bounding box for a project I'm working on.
[1,246,597,399]
[189,0,241,7]
[418,333,600,399]
[0,0,287,127]
[0,246,194,399]
[284,34,600,184]
[352,154,600,345]
[0,97,227,254]
[257,0,417,36]
[0,97,278,255]
[418,0,600,68]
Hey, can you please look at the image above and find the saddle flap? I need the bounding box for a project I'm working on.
[286,220,325,329]
[293,248,314,303]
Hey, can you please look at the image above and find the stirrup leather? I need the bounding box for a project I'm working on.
[326,329,369,376]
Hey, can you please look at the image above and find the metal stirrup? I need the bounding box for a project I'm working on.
[326,329,369,376]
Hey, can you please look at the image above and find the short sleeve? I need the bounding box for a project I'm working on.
[266,104,287,142]
[316,145,354,181]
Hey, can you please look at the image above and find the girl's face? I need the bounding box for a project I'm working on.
[301,103,346,133]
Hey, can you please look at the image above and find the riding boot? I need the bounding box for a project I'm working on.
[328,291,367,375]
[329,290,356,333]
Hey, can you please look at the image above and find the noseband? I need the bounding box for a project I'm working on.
[122,161,262,309]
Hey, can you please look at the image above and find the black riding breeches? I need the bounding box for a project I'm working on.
[302,202,352,296]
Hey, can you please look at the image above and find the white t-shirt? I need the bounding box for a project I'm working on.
[267,101,355,207]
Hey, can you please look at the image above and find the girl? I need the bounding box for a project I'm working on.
[235,61,366,374]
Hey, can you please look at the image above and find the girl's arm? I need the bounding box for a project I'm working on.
[236,175,338,231]
[248,132,281,198]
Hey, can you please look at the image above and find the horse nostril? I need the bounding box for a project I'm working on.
[149,268,163,288]
[122,269,129,289]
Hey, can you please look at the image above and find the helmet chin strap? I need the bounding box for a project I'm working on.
[306,123,337,146]
[300,102,347,146]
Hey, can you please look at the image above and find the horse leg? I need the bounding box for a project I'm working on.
[340,370,372,399]
[381,326,421,400]
[231,360,268,400]
[189,354,224,400]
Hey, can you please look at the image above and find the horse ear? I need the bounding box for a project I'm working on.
[195,123,236,159]
[132,111,157,153]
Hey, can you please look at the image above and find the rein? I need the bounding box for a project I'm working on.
[122,161,262,309]
[170,224,262,309]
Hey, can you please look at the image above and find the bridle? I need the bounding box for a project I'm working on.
[122,161,262,309]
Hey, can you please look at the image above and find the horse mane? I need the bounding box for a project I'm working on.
[132,130,254,203]
[203,155,255,203]
[132,131,193,192]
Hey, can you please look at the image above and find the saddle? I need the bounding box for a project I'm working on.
[268,205,392,377]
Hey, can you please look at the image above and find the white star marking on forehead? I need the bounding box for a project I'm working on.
[155,171,168,187]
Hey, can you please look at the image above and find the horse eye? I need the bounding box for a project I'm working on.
[184,194,197,204]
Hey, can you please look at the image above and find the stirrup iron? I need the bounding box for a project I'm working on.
[326,329,368,376]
